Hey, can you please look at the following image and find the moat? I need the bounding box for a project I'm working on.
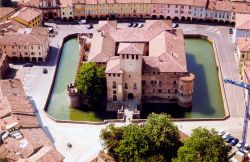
[46,38,225,121]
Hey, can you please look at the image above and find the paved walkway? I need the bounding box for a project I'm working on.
[16,23,249,162]
[123,100,137,123]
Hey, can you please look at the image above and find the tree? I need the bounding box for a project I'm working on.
[100,113,182,162]
[75,62,106,105]
[173,127,231,162]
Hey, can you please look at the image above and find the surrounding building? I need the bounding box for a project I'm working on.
[233,13,250,43]
[74,20,195,111]
[0,52,9,79]
[60,0,74,21]
[0,7,16,22]
[0,19,27,33]
[40,0,61,20]
[11,7,43,27]
[0,79,64,162]
[72,0,85,20]
[237,38,250,62]
[0,27,49,62]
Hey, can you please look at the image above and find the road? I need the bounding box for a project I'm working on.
[11,22,249,162]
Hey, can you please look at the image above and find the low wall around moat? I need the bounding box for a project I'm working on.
[42,33,230,125]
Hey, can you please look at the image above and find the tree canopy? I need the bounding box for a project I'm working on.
[100,113,182,162]
[173,127,231,162]
[75,62,106,105]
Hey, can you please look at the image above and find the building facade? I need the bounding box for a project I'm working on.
[40,0,61,20]
[237,38,250,62]
[0,27,49,62]
[77,20,195,110]
[60,0,74,21]
[234,13,250,43]
[0,52,9,79]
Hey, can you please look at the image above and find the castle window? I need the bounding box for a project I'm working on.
[113,95,117,101]
[142,80,146,86]
[118,74,120,77]
[173,80,176,84]
[113,90,116,94]
[122,54,124,59]
[153,72,155,75]
[109,74,111,76]
[132,55,134,59]
[153,89,155,93]
[133,83,137,90]
[126,54,129,59]
[159,81,162,85]
[125,83,128,89]
[175,89,178,94]
[113,74,115,77]
[136,55,138,59]
[158,89,162,93]
[113,81,116,89]
[168,89,171,93]
[242,54,245,58]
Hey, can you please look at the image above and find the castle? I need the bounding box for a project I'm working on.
[68,20,195,112]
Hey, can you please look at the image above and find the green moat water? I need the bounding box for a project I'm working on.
[46,38,225,121]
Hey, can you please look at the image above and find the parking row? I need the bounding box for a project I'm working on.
[218,130,249,155]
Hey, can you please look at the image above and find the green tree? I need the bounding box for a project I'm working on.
[173,127,230,162]
[75,62,106,105]
[100,113,181,162]
[99,124,124,160]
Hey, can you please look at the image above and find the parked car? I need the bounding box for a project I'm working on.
[222,132,230,139]
[229,28,233,34]
[133,23,138,27]
[218,129,225,136]
[23,63,33,67]
[43,68,48,74]
[230,138,239,146]
[78,20,86,24]
[243,144,250,150]
[138,23,144,28]
[225,136,234,143]
[236,140,243,148]
[173,23,179,28]
[128,23,133,27]
[87,24,93,29]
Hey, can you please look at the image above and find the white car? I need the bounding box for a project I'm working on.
[218,129,225,136]
[78,20,86,24]
[222,132,230,139]
[138,23,144,28]
[236,140,243,148]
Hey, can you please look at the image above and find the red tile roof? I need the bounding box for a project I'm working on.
[236,13,250,30]
[118,43,145,55]
[14,7,42,23]
[0,7,15,19]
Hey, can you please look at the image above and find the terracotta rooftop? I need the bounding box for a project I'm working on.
[237,38,250,52]
[97,20,117,33]
[18,0,40,7]
[61,0,73,7]
[88,32,116,62]
[235,13,250,30]
[90,20,187,73]
[118,43,145,55]
[0,7,15,19]
[0,31,47,46]
[105,56,123,74]
[13,7,42,23]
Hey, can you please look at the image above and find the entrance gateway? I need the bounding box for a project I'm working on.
[128,93,134,100]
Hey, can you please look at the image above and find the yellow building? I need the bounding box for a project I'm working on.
[85,0,98,18]
[0,7,16,22]
[73,0,85,19]
[12,7,42,27]
[237,38,250,62]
